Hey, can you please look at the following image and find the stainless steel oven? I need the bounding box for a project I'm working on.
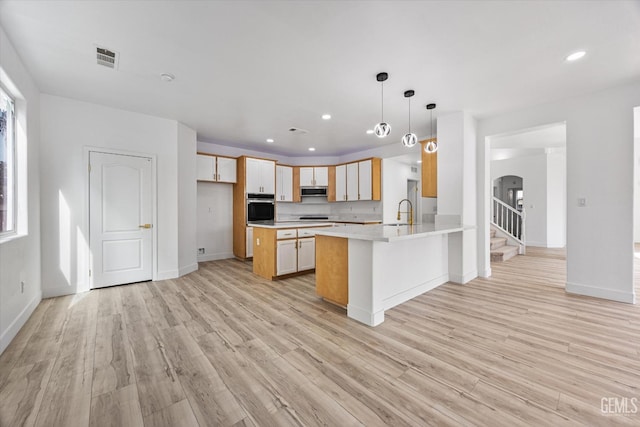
[247,193,275,222]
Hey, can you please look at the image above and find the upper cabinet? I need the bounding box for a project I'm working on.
[329,158,381,202]
[299,166,328,187]
[276,165,293,202]
[196,153,237,183]
[420,139,437,197]
[246,157,275,194]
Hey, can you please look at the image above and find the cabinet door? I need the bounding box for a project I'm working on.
[358,160,372,201]
[276,240,297,275]
[314,167,328,186]
[299,167,314,187]
[261,160,276,194]
[335,164,347,201]
[297,237,315,271]
[346,163,359,201]
[196,155,215,181]
[217,157,237,183]
[245,158,262,193]
[246,227,253,258]
[276,165,293,202]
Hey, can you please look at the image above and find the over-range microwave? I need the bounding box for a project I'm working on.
[301,187,327,197]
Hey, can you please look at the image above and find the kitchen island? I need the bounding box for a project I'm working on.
[314,223,470,326]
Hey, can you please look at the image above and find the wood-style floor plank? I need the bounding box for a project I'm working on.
[2,247,640,426]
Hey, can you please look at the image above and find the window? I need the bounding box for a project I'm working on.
[0,86,15,234]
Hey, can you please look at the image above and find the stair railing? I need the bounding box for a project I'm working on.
[491,196,525,247]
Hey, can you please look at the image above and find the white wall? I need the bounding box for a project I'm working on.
[177,123,198,275]
[491,154,548,246]
[382,158,420,224]
[0,25,42,354]
[547,150,566,247]
[196,182,234,261]
[478,81,640,303]
[633,107,640,242]
[39,94,191,297]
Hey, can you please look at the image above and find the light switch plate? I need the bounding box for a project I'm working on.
[578,197,586,207]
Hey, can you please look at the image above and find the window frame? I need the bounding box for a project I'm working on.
[0,83,16,239]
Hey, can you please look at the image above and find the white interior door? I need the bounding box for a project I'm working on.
[90,151,153,288]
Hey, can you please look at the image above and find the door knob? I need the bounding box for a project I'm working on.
[139,224,152,229]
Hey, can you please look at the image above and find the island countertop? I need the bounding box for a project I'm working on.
[313,223,467,242]
[248,221,334,229]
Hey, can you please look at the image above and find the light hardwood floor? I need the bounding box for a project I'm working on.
[1,249,640,426]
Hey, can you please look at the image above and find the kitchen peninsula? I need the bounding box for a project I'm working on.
[314,223,468,326]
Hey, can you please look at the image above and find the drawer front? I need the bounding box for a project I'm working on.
[298,228,317,237]
[276,229,297,240]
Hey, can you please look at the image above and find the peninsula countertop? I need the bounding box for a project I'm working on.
[313,223,467,242]
[248,221,334,229]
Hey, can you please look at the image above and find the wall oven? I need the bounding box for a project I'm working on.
[247,193,275,222]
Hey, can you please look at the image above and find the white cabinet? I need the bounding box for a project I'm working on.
[297,237,315,271]
[346,162,359,201]
[276,165,293,202]
[246,158,275,194]
[276,239,297,275]
[217,157,237,182]
[300,166,328,187]
[196,154,237,183]
[335,164,347,201]
[358,159,372,201]
[246,227,253,258]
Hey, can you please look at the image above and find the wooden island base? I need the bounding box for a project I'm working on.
[315,235,348,307]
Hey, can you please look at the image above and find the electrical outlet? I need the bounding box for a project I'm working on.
[198,248,205,254]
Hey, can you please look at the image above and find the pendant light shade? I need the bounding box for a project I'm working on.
[424,103,438,153]
[374,72,391,138]
[401,90,417,148]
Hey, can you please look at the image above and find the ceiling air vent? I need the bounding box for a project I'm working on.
[96,46,119,69]
[288,127,309,135]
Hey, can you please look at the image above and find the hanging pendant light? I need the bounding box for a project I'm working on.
[424,103,438,153]
[373,72,391,138]
[401,90,417,147]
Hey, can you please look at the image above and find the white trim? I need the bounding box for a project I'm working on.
[449,270,478,284]
[156,270,179,281]
[479,267,492,278]
[84,146,158,289]
[179,263,198,277]
[383,273,449,309]
[0,291,41,354]
[347,304,384,327]
[197,252,234,262]
[566,281,636,304]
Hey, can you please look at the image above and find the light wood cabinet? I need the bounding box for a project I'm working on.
[315,235,348,306]
[299,166,328,187]
[196,153,237,183]
[253,227,328,280]
[246,157,275,194]
[329,158,381,202]
[276,165,293,202]
[420,139,437,197]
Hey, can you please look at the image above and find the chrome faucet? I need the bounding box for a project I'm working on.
[397,199,414,225]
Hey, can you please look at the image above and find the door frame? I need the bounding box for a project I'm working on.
[83,146,158,289]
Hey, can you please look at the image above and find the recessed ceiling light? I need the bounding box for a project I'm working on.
[266,138,274,143]
[565,51,586,62]
[322,114,331,120]
[308,147,316,152]
[160,73,175,82]
[366,129,374,135]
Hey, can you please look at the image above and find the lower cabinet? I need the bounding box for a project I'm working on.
[253,227,324,280]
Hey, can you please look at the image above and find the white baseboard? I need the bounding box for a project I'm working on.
[0,292,42,355]
[566,281,636,304]
[449,270,478,284]
[197,252,234,262]
[156,270,179,281]
[178,263,198,277]
[347,304,384,327]
[479,267,492,278]
[383,273,449,310]
[42,285,76,298]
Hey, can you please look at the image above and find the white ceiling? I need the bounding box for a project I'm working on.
[490,122,566,161]
[1,1,639,156]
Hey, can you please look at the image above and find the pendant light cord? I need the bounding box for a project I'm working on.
[408,97,411,132]
[381,82,384,121]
